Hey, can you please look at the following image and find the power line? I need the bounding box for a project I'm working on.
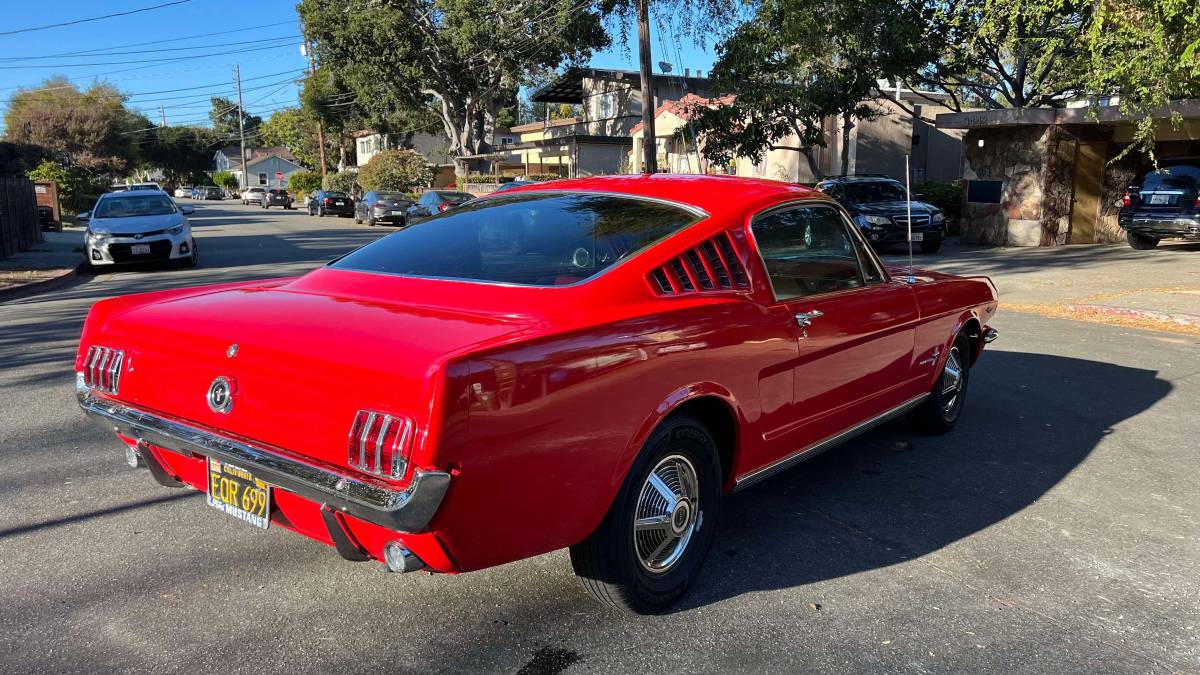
[0,21,297,59]
[0,35,300,63]
[0,40,302,69]
[0,1,192,38]
[0,69,305,107]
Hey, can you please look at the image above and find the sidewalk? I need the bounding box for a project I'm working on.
[882,238,1200,335]
[0,229,83,300]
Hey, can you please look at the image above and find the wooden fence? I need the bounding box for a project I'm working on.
[0,175,41,260]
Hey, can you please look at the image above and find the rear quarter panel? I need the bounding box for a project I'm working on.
[426,299,789,572]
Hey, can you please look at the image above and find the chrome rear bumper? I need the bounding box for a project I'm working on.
[77,383,449,533]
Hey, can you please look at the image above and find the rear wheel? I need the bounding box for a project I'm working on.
[911,332,971,433]
[1128,232,1160,250]
[569,414,722,614]
[366,214,376,226]
[920,239,943,254]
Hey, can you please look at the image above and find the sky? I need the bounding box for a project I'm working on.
[0,0,720,134]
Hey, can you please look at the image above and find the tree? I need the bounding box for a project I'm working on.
[688,0,931,177]
[209,96,261,142]
[137,126,219,186]
[261,107,328,170]
[299,68,362,170]
[1081,0,1200,158]
[4,78,138,175]
[322,169,358,193]
[358,149,433,192]
[298,0,610,175]
[26,159,103,213]
[212,170,238,192]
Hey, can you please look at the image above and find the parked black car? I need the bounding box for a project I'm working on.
[493,180,537,193]
[308,190,354,217]
[354,191,413,226]
[407,190,474,223]
[262,188,294,210]
[202,186,224,200]
[814,175,946,253]
[1119,163,1200,250]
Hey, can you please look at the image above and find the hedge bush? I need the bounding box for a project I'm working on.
[288,171,323,195]
[913,180,962,228]
[323,170,358,194]
[358,150,432,193]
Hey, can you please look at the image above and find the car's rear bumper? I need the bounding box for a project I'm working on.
[76,380,450,535]
[1119,215,1200,239]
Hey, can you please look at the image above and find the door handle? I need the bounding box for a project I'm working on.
[794,310,824,328]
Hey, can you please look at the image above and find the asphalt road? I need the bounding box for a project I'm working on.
[1,202,1196,674]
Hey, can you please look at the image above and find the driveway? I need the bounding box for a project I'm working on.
[1,204,1196,673]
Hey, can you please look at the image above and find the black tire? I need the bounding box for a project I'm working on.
[317,207,325,218]
[1128,232,1159,250]
[920,239,943,254]
[569,414,722,614]
[910,332,971,433]
[366,214,376,226]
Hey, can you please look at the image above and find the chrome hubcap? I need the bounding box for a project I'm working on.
[941,346,963,414]
[634,454,701,574]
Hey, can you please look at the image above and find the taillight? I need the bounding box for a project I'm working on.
[82,345,124,394]
[324,197,335,203]
[437,202,449,213]
[347,411,415,480]
[373,201,387,210]
[1122,191,1132,207]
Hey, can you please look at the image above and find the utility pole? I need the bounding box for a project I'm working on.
[159,104,167,127]
[303,38,328,178]
[235,64,247,190]
[637,0,657,174]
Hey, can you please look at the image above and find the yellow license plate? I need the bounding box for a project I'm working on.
[206,458,271,529]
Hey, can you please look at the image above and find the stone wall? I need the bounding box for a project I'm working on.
[961,125,1054,246]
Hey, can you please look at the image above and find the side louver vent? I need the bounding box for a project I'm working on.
[83,346,124,394]
[348,411,415,480]
[649,231,749,295]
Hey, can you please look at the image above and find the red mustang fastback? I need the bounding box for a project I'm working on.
[77,175,997,613]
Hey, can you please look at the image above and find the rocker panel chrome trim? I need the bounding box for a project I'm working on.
[733,393,929,491]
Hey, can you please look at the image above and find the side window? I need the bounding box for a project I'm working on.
[751,204,866,300]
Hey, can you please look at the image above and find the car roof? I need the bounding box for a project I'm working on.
[495,174,825,216]
[819,175,900,184]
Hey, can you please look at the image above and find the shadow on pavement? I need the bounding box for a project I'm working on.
[674,349,1171,611]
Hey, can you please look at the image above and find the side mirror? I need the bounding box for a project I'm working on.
[179,205,195,215]
[76,212,90,223]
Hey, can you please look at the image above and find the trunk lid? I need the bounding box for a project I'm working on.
[101,270,534,473]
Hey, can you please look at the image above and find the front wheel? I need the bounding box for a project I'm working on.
[920,239,943,254]
[911,332,971,433]
[569,414,722,614]
[1128,232,1159,250]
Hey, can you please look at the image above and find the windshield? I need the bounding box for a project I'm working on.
[437,192,474,204]
[331,192,702,286]
[324,192,349,198]
[94,194,177,218]
[842,182,908,203]
[375,192,408,201]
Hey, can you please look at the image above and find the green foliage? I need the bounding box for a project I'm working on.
[1082,0,1200,159]
[358,149,432,192]
[209,96,262,142]
[136,126,219,186]
[288,171,324,194]
[262,108,329,171]
[690,0,930,176]
[298,0,610,173]
[914,180,962,227]
[26,159,105,213]
[212,171,238,191]
[322,169,358,193]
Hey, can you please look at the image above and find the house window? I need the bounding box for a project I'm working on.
[258,172,268,186]
[598,92,616,119]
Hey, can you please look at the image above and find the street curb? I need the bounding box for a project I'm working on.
[1063,303,1200,330]
[0,263,82,304]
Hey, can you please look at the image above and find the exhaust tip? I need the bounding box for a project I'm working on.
[382,541,426,573]
[125,444,145,469]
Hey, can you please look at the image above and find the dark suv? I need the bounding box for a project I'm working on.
[814,175,946,253]
[1119,163,1200,249]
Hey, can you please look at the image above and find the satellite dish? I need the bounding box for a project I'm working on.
[658,61,672,73]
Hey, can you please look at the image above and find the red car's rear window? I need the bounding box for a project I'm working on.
[330,192,702,286]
